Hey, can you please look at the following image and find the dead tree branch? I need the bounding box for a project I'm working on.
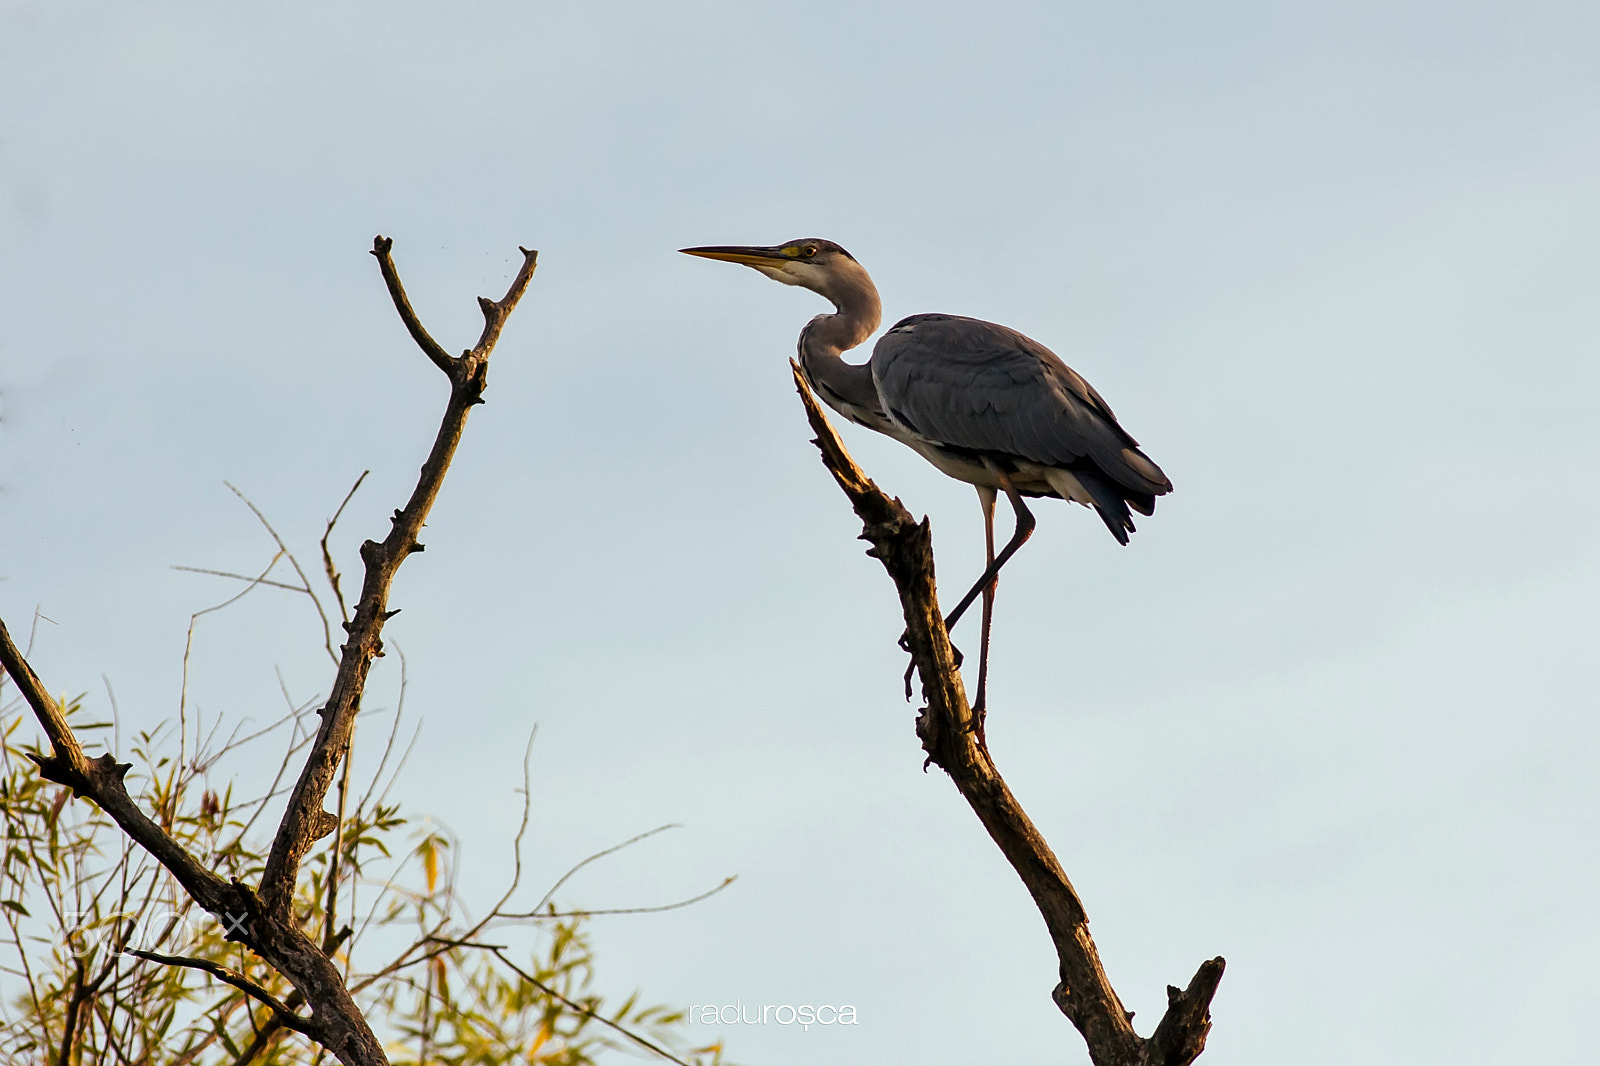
[791,361,1225,1066]
[0,237,539,1066]
[126,949,316,1039]
[257,237,538,920]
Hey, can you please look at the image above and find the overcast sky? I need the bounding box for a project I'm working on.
[3,2,1598,1063]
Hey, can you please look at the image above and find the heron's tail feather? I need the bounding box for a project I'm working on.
[1075,471,1136,546]
[1041,465,1154,545]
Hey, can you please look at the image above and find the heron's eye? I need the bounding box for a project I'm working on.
[803,245,818,257]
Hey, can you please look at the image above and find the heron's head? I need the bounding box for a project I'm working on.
[680,239,872,308]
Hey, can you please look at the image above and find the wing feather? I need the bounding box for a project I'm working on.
[871,314,1171,498]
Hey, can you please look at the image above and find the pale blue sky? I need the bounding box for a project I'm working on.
[3,2,1599,1063]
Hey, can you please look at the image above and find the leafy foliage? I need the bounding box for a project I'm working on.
[0,690,724,1066]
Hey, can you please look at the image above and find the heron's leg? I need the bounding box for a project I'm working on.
[974,485,998,721]
[902,472,1032,716]
[900,492,990,701]
[944,463,1035,634]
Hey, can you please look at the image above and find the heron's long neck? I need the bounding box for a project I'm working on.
[797,276,885,427]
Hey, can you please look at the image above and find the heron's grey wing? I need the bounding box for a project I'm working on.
[870,314,1171,498]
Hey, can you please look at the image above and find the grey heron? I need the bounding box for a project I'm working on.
[682,239,1171,723]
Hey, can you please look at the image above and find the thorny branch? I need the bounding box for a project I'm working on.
[791,362,1225,1066]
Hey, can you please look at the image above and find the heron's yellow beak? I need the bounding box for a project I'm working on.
[679,244,793,266]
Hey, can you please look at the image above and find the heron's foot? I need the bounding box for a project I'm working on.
[968,704,989,751]
[898,629,964,667]
[900,642,964,701]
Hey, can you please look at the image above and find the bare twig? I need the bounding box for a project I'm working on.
[491,730,538,915]
[170,566,307,593]
[229,696,320,841]
[791,363,1224,1066]
[323,740,355,953]
[126,949,315,1038]
[226,482,338,665]
[320,482,375,958]
[178,549,288,777]
[533,876,737,919]
[488,947,698,1066]
[351,732,538,990]
[353,654,414,821]
[321,471,369,624]
[510,824,681,920]
[200,705,302,774]
[372,244,454,375]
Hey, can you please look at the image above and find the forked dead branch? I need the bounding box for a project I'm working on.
[0,236,537,1066]
[791,361,1225,1066]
